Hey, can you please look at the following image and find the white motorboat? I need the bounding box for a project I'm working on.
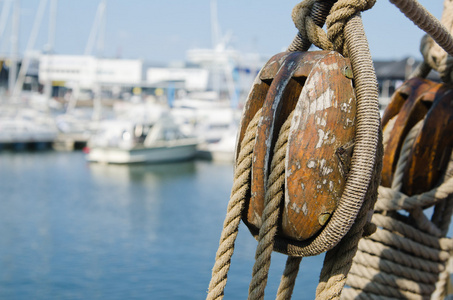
[197,122,237,163]
[0,118,57,144]
[85,110,198,164]
[0,107,58,150]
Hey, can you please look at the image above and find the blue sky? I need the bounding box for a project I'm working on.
[3,0,444,64]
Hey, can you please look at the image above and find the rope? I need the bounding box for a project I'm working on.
[390,0,453,57]
[390,120,423,190]
[207,109,262,300]
[418,0,453,83]
[392,0,453,83]
[275,256,302,300]
[326,0,376,55]
[315,132,383,300]
[209,0,453,298]
[288,0,337,52]
[376,176,453,212]
[248,111,294,300]
[267,0,381,260]
[342,104,453,299]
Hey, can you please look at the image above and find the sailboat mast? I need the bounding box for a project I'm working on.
[210,0,219,49]
[43,0,57,103]
[11,0,49,101]
[47,0,57,53]
[8,0,19,96]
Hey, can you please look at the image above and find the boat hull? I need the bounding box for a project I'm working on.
[86,142,198,164]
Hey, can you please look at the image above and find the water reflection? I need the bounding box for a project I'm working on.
[0,151,239,299]
[88,160,196,183]
[0,151,327,299]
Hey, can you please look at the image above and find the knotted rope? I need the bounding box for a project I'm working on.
[342,116,453,299]
[208,0,453,299]
[208,0,381,299]
[418,0,453,84]
[275,1,382,298]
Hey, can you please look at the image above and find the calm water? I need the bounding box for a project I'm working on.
[0,151,323,299]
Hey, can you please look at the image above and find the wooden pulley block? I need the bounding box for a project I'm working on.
[381,77,453,196]
[381,78,441,188]
[381,77,436,128]
[236,51,357,242]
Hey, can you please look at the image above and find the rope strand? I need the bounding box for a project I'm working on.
[207,109,262,300]
[248,111,294,300]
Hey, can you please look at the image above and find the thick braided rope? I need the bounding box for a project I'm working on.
[357,238,446,274]
[248,111,294,300]
[288,0,337,52]
[376,176,453,212]
[345,226,453,299]
[326,0,376,55]
[352,250,440,285]
[207,109,262,300]
[347,269,434,298]
[384,0,453,82]
[416,0,453,83]
[315,133,382,300]
[420,0,453,83]
[275,256,302,300]
[342,113,453,299]
[274,11,381,260]
[350,263,436,296]
[436,197,453,236]
[390,0,453,57]
[291,0,334,52]
[341,287,400,300]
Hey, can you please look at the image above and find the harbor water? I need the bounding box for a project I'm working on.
[0,151,324,299]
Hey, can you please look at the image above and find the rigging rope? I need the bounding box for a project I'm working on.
[248,111,294,300]
[207,109,262,300]
[207,0,453,298]
[342,118,453,299]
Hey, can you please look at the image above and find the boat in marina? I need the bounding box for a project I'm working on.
[0,107,58,150]
[85,107,198,164]
[197,128,237,163]
[0,118,57,149]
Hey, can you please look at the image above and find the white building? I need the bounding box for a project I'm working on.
[146,67,209,91]
[39,55,143,88]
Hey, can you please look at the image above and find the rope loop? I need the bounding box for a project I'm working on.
[291,0,334,52]
[326,0,376,55]
[421,34,453,84]
[291,0,376,56]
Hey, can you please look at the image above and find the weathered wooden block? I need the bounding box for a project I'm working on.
[237,51,357,242]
